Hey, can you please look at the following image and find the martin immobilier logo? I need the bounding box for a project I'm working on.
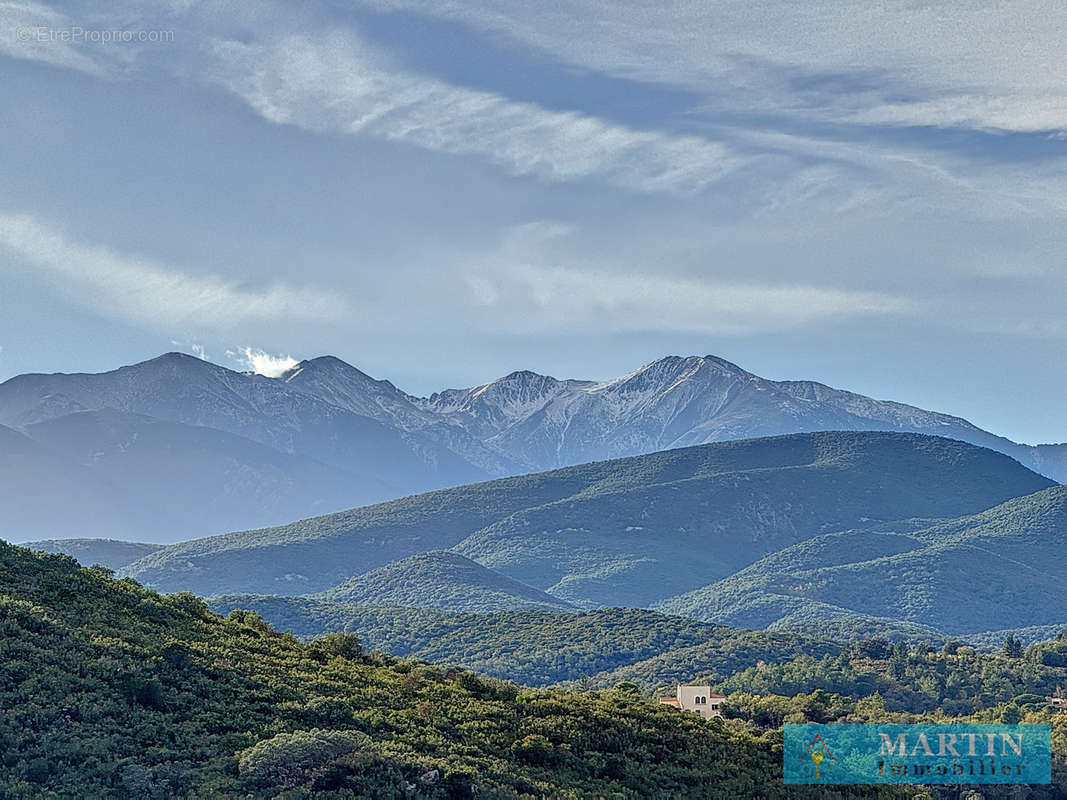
[783,724,1051,785]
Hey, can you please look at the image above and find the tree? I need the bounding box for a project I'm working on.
[1000,704,1023,724]
[310,632,363,660]
[888,644,908,680]
[852,638,890,660]
[1002,634,1023,659]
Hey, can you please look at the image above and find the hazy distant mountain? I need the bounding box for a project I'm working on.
[2,351,1063,543]
[120,432,1052,602]
[20,538,164,570]
[0,423,159,541]
[10,409,395,542]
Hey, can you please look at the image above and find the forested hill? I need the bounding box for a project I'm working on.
[0,539,897,799]
[314,551,577,613]
[121,431,1053,602]
[658,485,1067,634]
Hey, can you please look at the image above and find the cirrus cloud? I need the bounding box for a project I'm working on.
[0,212,351,332]
[208,31,745,195]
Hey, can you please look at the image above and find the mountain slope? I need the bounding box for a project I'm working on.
[1,541,845,799]
[315,551,576,612]
[450,432,1055,607]
[659,485,1067,634]
[21,538,164,569]
[121,431,1054,602]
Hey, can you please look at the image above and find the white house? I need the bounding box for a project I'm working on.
[659,685,725,719]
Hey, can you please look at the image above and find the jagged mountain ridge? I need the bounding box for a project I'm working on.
[420,354,1067,480]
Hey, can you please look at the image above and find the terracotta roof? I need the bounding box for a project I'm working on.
[658,697,680,705]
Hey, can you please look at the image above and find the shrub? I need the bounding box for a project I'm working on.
[237,729,371,789]
[512,734,555,765]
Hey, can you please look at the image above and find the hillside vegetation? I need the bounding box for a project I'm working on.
[0,539,894,799]
[122,432,1053,605]
[659,486,1067,633]
[206,600,841,687]
[314,552,575,613]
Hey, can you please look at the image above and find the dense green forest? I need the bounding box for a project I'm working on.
[2,539,910,799]
[121,432,1051,606]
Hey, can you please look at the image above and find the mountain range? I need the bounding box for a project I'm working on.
[2,351,1065,543]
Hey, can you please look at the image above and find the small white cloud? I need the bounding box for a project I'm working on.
[170,340,210,360]
[234,347,299,377]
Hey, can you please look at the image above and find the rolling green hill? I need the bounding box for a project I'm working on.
[0,538,887,799]
[205,599,841,687]
[659,486,1067,634]
[314,551,576,612]
[122,432,1053,603]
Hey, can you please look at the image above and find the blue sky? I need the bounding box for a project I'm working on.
[1,0,1065,444]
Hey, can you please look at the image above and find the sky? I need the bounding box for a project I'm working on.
[0,0,1065,445]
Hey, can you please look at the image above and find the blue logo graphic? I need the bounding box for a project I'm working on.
[783,723,1051,784]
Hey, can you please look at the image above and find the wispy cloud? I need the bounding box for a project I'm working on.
[357,0,1067,135]
[457,222,917,335]
[209,31,744,195]
[0,212,351,331]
